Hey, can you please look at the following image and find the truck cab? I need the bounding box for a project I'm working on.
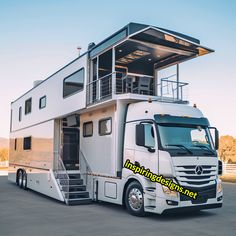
[122,101,223,215]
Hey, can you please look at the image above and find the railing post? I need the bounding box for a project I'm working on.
[160,79,163,99]
[112,47,116,98]
[98,79,101,101]
[176,64,180,100]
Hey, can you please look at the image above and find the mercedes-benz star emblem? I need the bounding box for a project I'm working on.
[195,165,203,175]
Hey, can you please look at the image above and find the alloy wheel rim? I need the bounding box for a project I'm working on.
[128,188,143,211]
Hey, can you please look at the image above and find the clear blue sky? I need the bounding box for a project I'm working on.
[0,0,236,138]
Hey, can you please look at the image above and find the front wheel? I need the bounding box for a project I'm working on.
[125,181,145,216]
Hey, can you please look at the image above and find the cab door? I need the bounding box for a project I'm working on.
[134,122,158,174]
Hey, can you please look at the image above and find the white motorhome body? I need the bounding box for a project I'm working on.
[9,23,223,214]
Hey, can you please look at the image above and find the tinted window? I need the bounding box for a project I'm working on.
[19,107,22,121]
[99,118,112,136]
[25,98,32,115]
[144,123,155,148]
[23,137,31,150]
[39,96,46,109]
[83,122,93,137]
[14,139,17,150]
[63,68,84,97]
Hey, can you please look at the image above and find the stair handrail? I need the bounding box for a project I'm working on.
[54,151,69,204]
[79,150,94,199]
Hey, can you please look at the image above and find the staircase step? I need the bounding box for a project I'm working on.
[62,185,86,192]
[68,173,81,179]
[67,198,92,206]
[59,178,83,185]
[65,191,89,199]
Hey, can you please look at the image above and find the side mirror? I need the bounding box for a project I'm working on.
[209,127,219,150]
[136,124,145,146]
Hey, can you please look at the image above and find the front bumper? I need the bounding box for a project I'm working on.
[162,203,222,214]
[152,180,223,214]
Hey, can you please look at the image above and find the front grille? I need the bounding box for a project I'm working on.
[180,184,216,204]
[175,165,217,187]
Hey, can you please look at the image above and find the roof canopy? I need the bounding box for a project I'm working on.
[89,23,214,70]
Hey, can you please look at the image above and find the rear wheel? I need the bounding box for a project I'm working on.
[22,171,27,190]
[125,181,145,216]
[18,170,23,188]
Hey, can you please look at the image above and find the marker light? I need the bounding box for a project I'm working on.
[217,181,222,193]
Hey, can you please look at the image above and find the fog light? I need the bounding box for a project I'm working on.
[162,185,178,198]
[166,200,178,206]
[217,196,223,201]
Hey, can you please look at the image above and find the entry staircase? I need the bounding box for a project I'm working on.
[54,152,93,205]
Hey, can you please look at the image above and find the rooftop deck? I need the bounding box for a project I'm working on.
[86,23,212,107]
[86,71,189,105]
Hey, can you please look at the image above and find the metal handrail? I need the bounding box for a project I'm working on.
[86,71,188,104]
[79,150,94,199]
[54,151,69,204]
[158,77,188,101]
[86,73,114,104]
[160,78,188,86]
[87,72,115,86]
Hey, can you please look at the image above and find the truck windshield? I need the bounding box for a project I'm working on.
[157,124,216,156]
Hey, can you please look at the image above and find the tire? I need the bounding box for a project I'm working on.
[18,170,23,188]
[16,170,20,186]
[125,181,145,216]
[22,171,27,190]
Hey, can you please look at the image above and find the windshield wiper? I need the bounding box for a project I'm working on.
[165,144,193,155]
[193,144,215,155]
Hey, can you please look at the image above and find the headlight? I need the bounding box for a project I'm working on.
[162,185,178,197]
[217,181,222,193]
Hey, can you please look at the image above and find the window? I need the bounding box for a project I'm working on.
[14,139,17,150]
[19,107,22,121]
[39,96,46,109]
[143,123,155,148]
[23,136,32,150]
[83,122,93,137]
[99,118,112,136]
[158,125,212,149]
[25,98,32,115]
[63,68,84,97]
[135,123,155,148]
[191,127,208,145]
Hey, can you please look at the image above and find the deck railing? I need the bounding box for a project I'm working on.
[86,72,188,105]
[86,73,114,105]
[158,76,188,102]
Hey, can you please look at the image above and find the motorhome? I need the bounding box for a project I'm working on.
[8,23,223,216]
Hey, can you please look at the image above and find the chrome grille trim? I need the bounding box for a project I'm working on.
[175,165,217,187]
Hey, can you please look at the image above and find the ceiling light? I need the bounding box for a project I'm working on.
[116,50,150,64]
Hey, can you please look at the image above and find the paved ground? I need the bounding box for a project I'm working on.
[0,176,235,236]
